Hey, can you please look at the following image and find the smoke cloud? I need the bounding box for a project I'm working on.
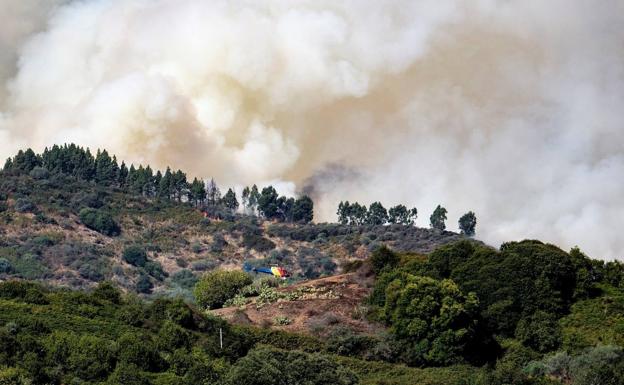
[1,0,623,259]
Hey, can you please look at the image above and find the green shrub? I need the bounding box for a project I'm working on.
[370,245,400,274]
[92,282,122,304]
[106,363,151,385]
[14,198,35,213]
[528,345,624,385]
[0,281,48,303]
[136,274,153,294]
[515,311,562,353]
[0,367,26,385]
[171,270,198,290]
[377,273,480,366]
[144,261,167,281]
[193,269,252,309]
[156,320,191,352]
[117,332,161,371]
[67,335,116,381]
[0,258,13,274]
[190,259,217,271]
[227,347,358,385]
[242,232,275,252]
[123,245,148,267]
[29,166,49,180]
[79,208,120,236]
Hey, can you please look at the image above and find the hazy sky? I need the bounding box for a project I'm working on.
[1,0,623,260]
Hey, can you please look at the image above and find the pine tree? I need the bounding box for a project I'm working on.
[143,166,155,197]
[13,149,41,172]
[3,158,12,171]
[257,186,279,219]
[189,178,206,206]
[172,170,188,201]
[158,167,173,199]
[222,188,239,212]
[293,196,314,223]
[95,149,117,184]
[118,162,129,188]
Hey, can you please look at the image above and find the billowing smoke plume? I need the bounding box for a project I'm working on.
[1,0,623,259]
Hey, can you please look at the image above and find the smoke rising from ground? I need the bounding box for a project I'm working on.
[1,0,623,259]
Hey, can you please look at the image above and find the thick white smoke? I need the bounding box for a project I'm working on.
[1,0,623,259]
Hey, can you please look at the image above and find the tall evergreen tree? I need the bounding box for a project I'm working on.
[430,205,448,231]
[153,170,162,193]
[172,170,188,201]
[367,202,389,225]
[388,204,408,225]
[293,196,314,223]
[95,149,117,184]
[206,178,221,205]
[189,178,206,206]
[118,162,129,188]
[222,188,239,212]
[248,184,260,214]
[241,186,251,211]
[3,158,12,171]
[158,167,173,199]
[13,149,41,172]
[143,166,156,197]
[350,202,368,225]
[257,186,280,219]
[337,201,350,225]
[458,211,477,236]
[387,205,417,225]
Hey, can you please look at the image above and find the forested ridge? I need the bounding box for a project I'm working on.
[0,145,623,384]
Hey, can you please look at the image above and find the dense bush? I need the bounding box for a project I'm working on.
[526,345,624,385]
[424,240,578,337]
[226,347,358,385]
[14,198,36,213]
[515,311,562,353]
[0,258,13,274]
[29,166,49,180]
[377,273,480,366]
[71,192,104,209]
[79,208,121,236]
[193,269,252,309]
[122,245,148,267]
[117,332,162,371]
[136,274,154,294]
[242,232,275,252]
[171,270,198,290]
[144,261,167,281]
[370,245,400,274]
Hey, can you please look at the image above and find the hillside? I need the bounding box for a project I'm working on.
[212,272,379,335]
[0,150,468,298]
[1,146,624,385]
